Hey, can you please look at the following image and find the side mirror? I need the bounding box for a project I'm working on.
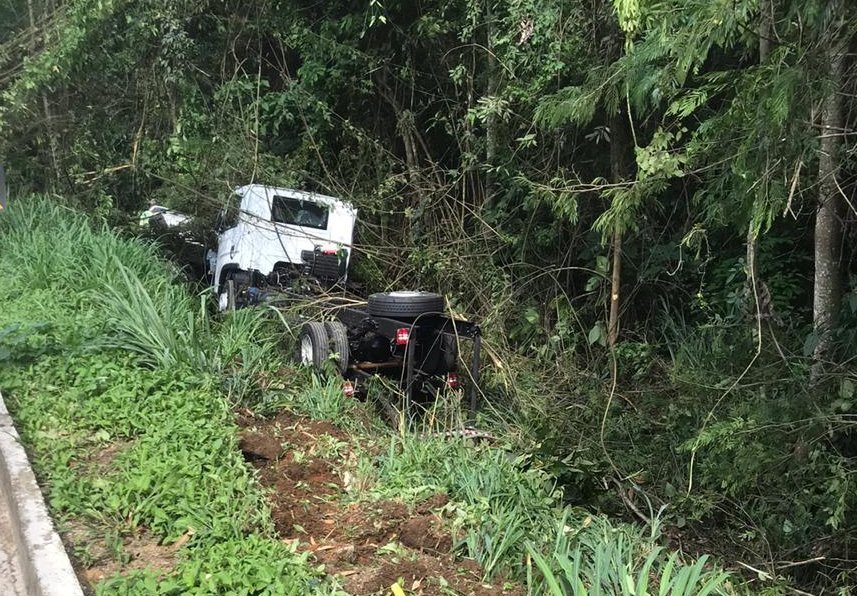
[215,208,226,232]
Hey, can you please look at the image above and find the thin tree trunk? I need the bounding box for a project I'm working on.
[398,110,419,185]
[607,112,630,347]
[745,0,772,333]
[758,0,771,63]
[608,226,622,347]
[27,0,60,188]
[483,0,498,210]
[812,39,847,377]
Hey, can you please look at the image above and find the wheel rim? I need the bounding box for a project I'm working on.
[387,290,424,297]
[300,335,314,365]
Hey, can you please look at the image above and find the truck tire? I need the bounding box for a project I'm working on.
[367,291,444,318]
[299,322,329,369]
[324,321,350,374]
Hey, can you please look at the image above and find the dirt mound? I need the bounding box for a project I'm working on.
[399,515,452,553]
[237,410,523,595]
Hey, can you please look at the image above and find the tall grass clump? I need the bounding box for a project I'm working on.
[0,196,280,392]
[283,373,363,423]
[0,197,168,294]
[97,259,211,369]
[0,196,188,348]
[214,307,284,406]
[527,511,731,595]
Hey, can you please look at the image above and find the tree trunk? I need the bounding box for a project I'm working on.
[758,0,771,63]
[812,39,846,376]
[744,0,771,333]
[607,112,630,347]
[27,0,60,188]
[608,226,622,347]
[483,0,499,213]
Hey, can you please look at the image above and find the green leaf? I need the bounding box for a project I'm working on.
[588,323,604,346]
[524,307,540,325]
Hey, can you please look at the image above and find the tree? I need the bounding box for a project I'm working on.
[812,19,849,376]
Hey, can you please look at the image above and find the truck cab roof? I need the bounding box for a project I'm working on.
[234,185,357,222]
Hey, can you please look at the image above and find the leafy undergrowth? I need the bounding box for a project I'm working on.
[0,197,337,594]
[0,196,736,595]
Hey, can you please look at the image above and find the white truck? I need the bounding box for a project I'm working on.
[212,184,357,310]
[210,184,482,421]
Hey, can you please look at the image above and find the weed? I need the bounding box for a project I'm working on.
[526,512,731,595]
[314,435,349,459]
[284,373,360,423]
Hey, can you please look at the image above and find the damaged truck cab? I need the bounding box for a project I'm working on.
[213,184,357,309]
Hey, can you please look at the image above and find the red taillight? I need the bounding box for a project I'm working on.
[395,328,410,345]
[446,373,459,389]
[342,381,355,398]
[320,244,338,255]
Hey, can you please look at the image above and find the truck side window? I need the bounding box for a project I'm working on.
[272,195,329,230]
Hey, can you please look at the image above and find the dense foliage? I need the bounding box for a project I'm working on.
[2,0,856,592]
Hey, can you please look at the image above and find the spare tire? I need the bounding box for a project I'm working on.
[367,291,444,318]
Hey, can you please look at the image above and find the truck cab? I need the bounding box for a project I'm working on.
[213,185,357,309]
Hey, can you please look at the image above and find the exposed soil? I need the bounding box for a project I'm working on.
[63,518,182,592]
[237,410,523,596]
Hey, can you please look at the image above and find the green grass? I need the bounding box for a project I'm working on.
[526,512,730,596]
[97,535,328,595]
[0,196,337,594]
[362,435,732,592]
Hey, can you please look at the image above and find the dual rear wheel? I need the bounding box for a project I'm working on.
[299,321,349,374]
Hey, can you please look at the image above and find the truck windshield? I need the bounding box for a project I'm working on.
[271,195,329,230]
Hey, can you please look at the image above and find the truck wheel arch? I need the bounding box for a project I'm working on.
[217,265,241,294]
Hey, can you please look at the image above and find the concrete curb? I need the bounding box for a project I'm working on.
[0,390,84,596]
